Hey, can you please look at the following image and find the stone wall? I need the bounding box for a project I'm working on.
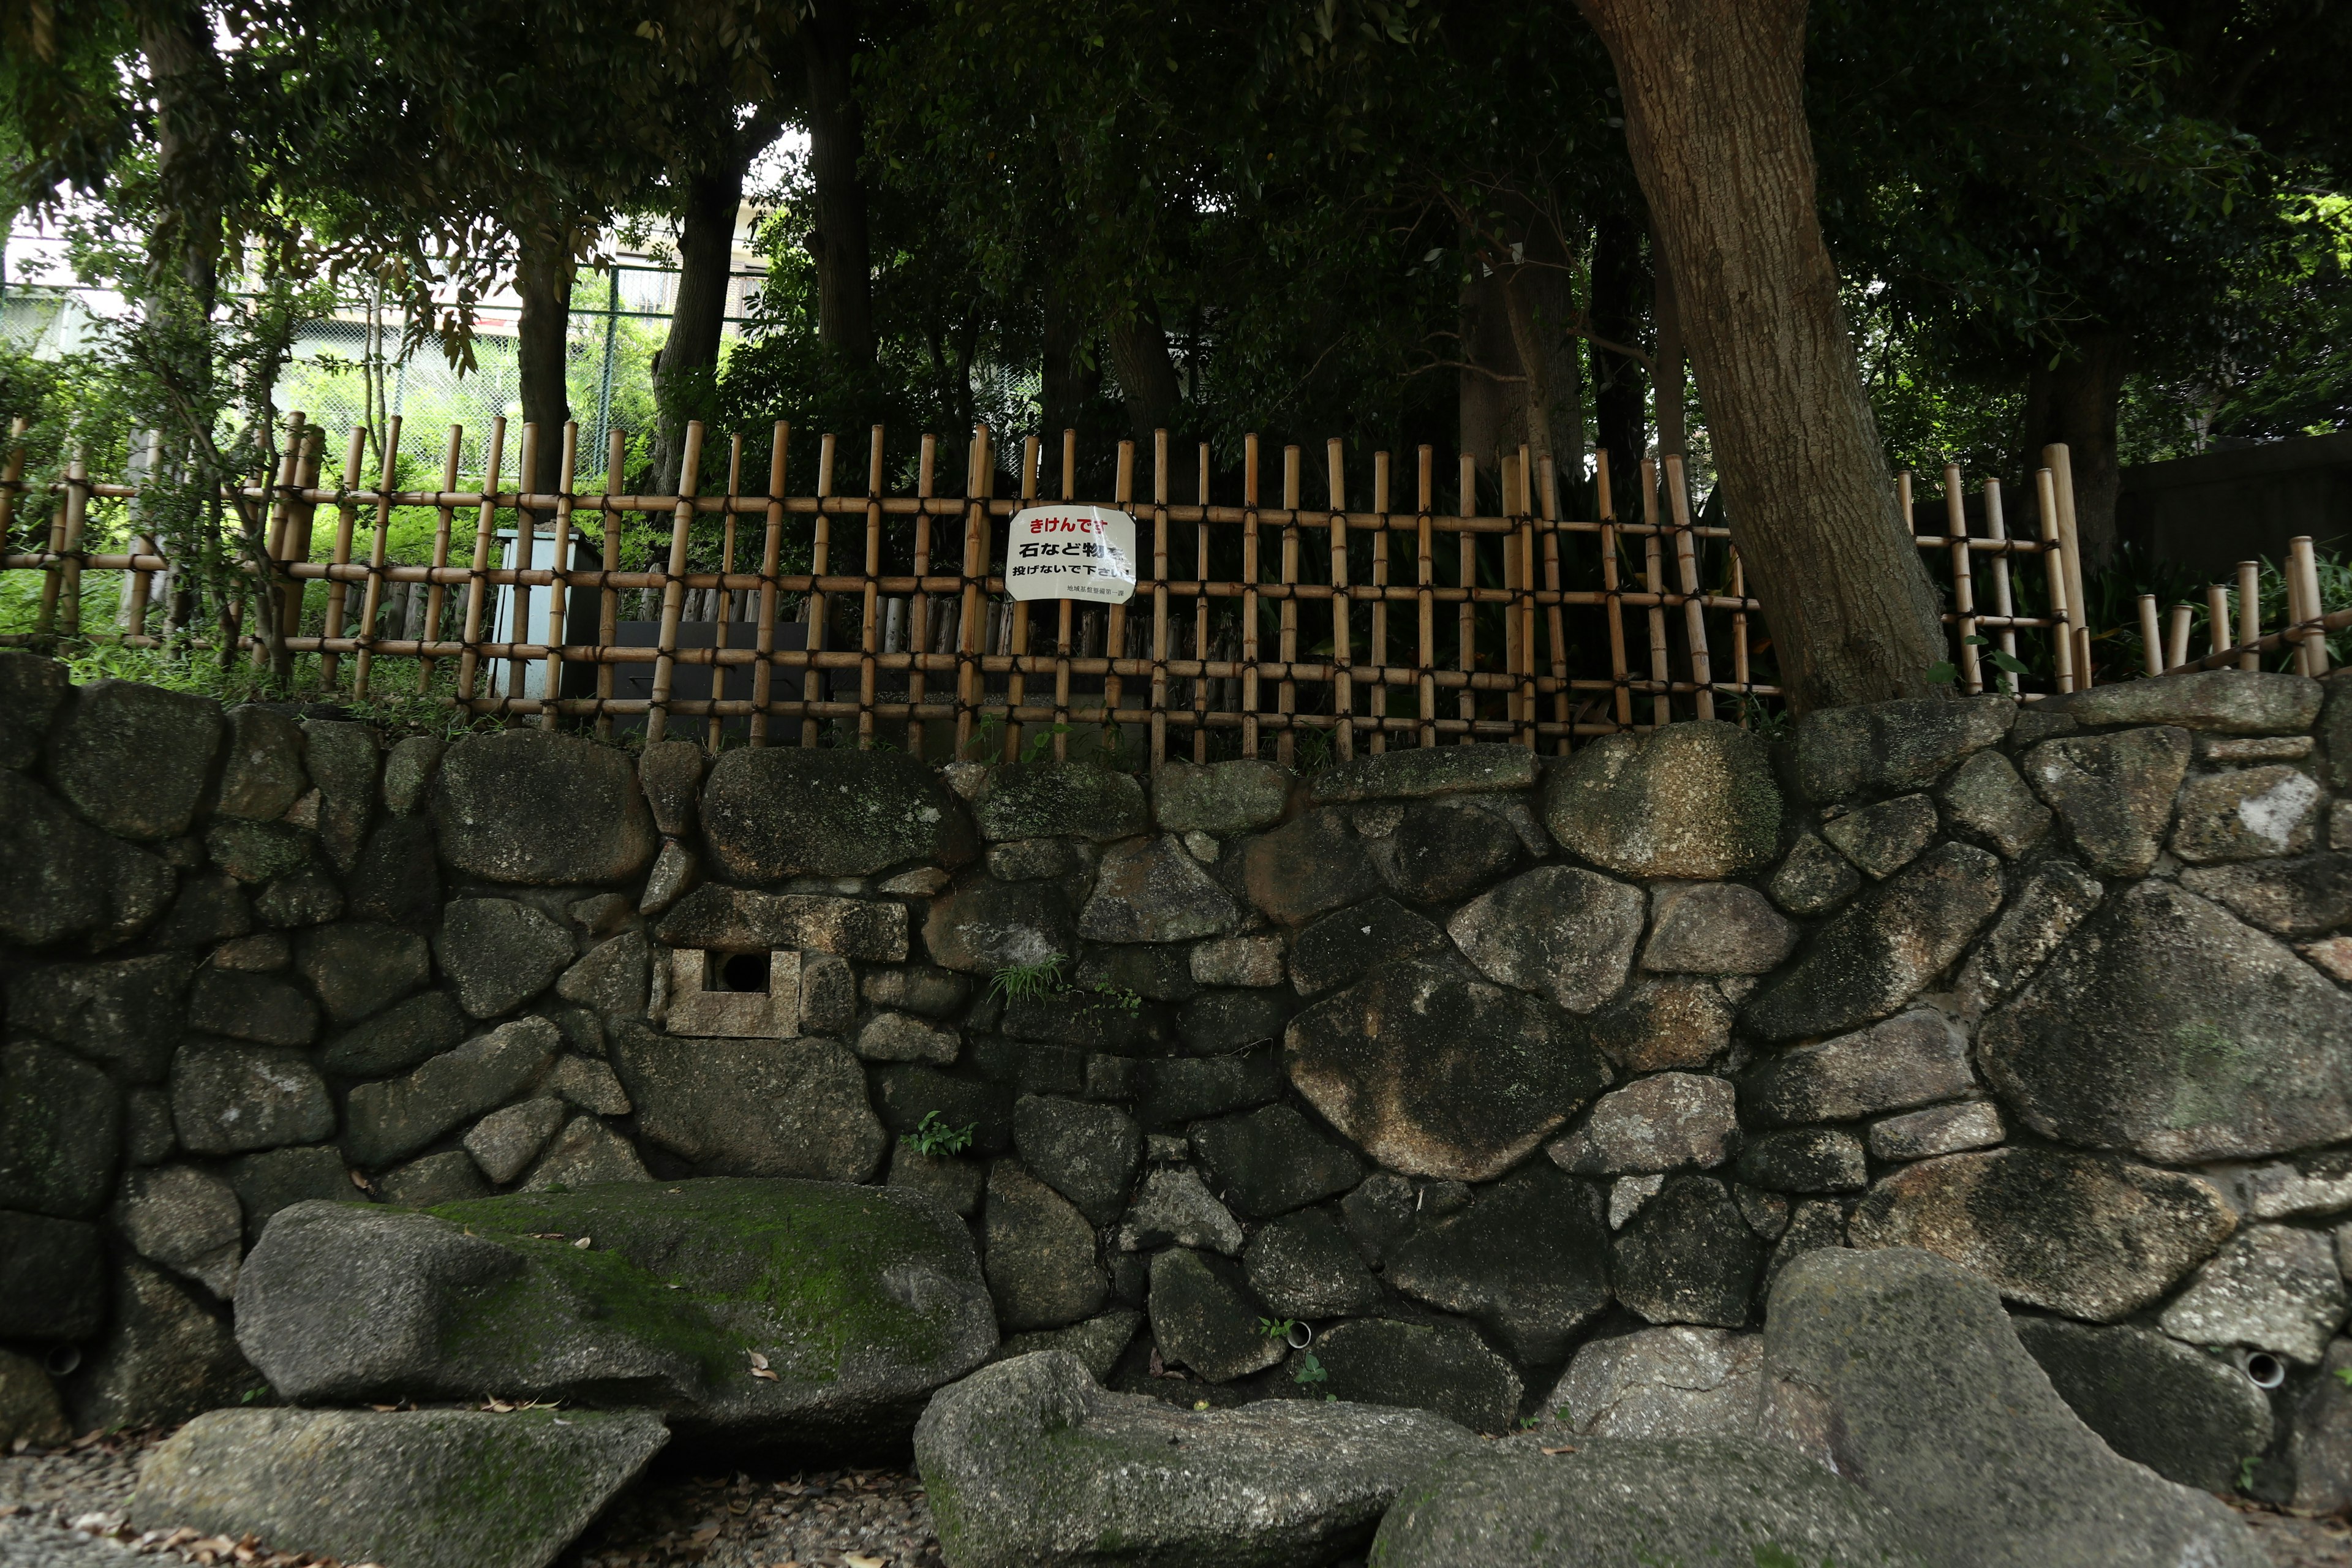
[7,657,2352,1502]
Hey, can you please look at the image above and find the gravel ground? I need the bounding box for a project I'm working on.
[3,1427,2343,1568]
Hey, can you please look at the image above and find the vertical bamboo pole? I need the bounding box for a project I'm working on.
[1457,452,1476,740]
[1539,455,1570,751]
[417,425,462,694]
[707,434,745,753]
[907,431,937,758]
[2164,605,2192,673]
[748,423,788,747]
[1943,464,1980,695]
[2239,561,2261,672]
[596,429,625,741]
[2034,467,2076,694]
[1512,447,1537,741]
[806,432,837,747]
[1004,435,1038,763]
[2044,443,2091,687]
[2294,535,2330,675]
[2207,583,2233,665]
[1242,434,1262,760]
[1596,451,1632,729]
[538,421,579,730]
[318,427,367,688]
[1730,552,1752,706]
[1638,457,1670,727]
[32,492,64,639]
[955,424,992,756]
[352,416,401,701]
[251,412,306,666]
[1501,453,1523,728]
[1278,445,1301,766]
[124,429,164,644]
[2136,595,2163,677]
[1053,428,1077,761]
[1371,451,1392,755]
[644,421,702,744]
[860,425,886,748]
[1983,477,2019,690]
[1152,429,1172,767]
[502,424,537,703]
[1415,446,1436,747]
[454,418,506,709]
[1664,453,1714,720]
[1195,442,1212,762]
[1326,438,1351,761]
[1106,439,1136,747]
[51,454,90,643]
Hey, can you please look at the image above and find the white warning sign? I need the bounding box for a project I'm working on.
[1004,505,1137,604]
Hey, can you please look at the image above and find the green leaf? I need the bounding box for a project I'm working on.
[1924,661,1959,684]
[1989,650,2030,675]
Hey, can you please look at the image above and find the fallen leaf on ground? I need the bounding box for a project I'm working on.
[1539,1445,1578,1455]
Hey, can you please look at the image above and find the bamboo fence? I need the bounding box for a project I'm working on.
[0,413,2123,763]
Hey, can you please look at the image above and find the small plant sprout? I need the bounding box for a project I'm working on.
[1257,1317,1299,1340]
[988,953,1067,1005]
[900,1111,976,1158]
[1292,1352,1329,1385]
[2333,1365,2352,1390]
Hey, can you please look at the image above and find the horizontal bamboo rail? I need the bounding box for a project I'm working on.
[0,412,2095,762]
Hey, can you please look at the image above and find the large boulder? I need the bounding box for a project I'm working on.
[0,1210,104,1340]
[235,1179,997,1446]
[922,874,1076,973]
[1386,1164,1611,1362]
[611,1023,885,1182]
[2014,1316,2274,1493]
[435,897,576,1018]
[1311,1317,1523,1433]
[44,679,223,839]
[130,1406,667,1568]
[702,747,976,880]
[1738,1008,1976,1126]
[972,760,1147,842]
[1446,865,1644,1014]
[1309,741,1537,803]
[0,769,175,948]
[0,1038,121,1217]
[914,1350,1479,1568]
[342,1017,558,1168]
[1741,842,2003,1041]
[1237,809,1384,925]
[1152,758,1293,834]
[1848,1147,2236,1322]
[1547,1325,1762,1440]
[431,731,657,884]
[1979,880,2352,1161]
[1370,1439,1920,1568]
[1078,835,1242,943]
[1542,722,1780,878]
[66,1255,262,1431]
[2019,727,2193,877]
[984,1161,1105,1332]
[2062,668,2320,733]
[1762,1246,2266,1568]
[1791,695,2014,804]
[1285,958,1611,1182]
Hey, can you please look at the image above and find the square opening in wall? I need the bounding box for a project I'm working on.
[665,948,801,1038]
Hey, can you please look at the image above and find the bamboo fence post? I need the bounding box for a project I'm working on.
[1457,452,1477,741]
[2294,535,2330,675]
[455,418,507,709]
[859,424,886,749]
[1983,477,2019,692]
[2165,603,2192,673]
[1152,429,1173,767]
[417,425,462,694]
[124,429,164,643]
[318,426,367,689]
[906,432,937,759]
[503,424,538,705]
[31,491,64,639]
[1194,442,1212,761]
[1595,451,1632,729]
[596,429,625,741]
[2034,467,2076,694]
[1370,450,1392,755]
[1104,439,1135,750]
[538,421,579,731]
[1050,429,1077,760]
[283,426,324,675]
[1501,453,1522,728]
[1242,434,1262,760]
[351,414,402,701]
[2044,443,2092,687]
[2239,561,2261,672]
[2137,595,2163,677]
[807,432,836,748]
[1515,444,1539,742]
[1943,463,1980,694]
[1638,457,1670,727]
[644,420,702,744]
[51,453,90,643]
[1278,444,1301,766]
[1539,455,1570,750]
[2207,583,2233,664]
[1415,445,1436,747]
[244,415,303,665]
[1665,453,1714,720]
[954,424,992,756]
[1327,437,1352,761]
[708,434,746,753]
[748,422,788,747]
[1730,551,1752,708]
[1005,434,1038,763]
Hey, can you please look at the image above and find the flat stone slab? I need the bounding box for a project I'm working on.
[233,1178,995,1447]
[914,1349,1479,1568]
[129,1406,666,1568]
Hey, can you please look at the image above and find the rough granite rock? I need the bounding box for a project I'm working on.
[1177,990,1295,1054]
[380,734,443,816]
[0,1348,69,1449]
[1118,1167,1244,1256]
[1383,799,1526,903]
[985,1161,1105,1332]
[112,1163,244,1298]
[1285,958,1611,1182]
[1822,793,1940,879]
[1241,1207,1382,1319]
[1768,832,1863,917]
[1386,1165,1612,1363]
[1542,722,1779,878]
[374,1150,491,1207]
[1152,758,1294,834]
[2020,726,2193,877]
[2286,1338,2352,1513]
[1938,749,2052,859]
[1013,1095,1142,1226]
[224,1144,360,1242]
[2062,668,2321,733]
[636,738,703,837]
[611,1023,884,1182]
[344,816,441,927]
[2155,1223,2348,1363]
[1791,695,2014,804]
[1446,865,1644,1014]
[970,761,1147,842]
[1738,1008,1975,1126]
[2179,851,2352,937]
[1613,1174,1764,1328]
[1078,835,1242,944]
[1310,1317,1523,1434]
[1288,897,1448,997]
[203,818,316,884]
[1147,1246,1281,1382]
[66,1256,261,1431]
[518,1115,650,1190]
[1848,1147,2236,1321]
[855,1011,962,1066]
[1190,935,1283,989]
[1370,1439,1920,1568]
[431,731,657,884]
[1760,1245,2267,1568]
[1547,1072,1737,1174]
[1742,842,2003,1041]
[2014,1316,2274,1493]
[657,884,907,960]
[0,1038,122,1218]
[1586,978,1736,1072]
[235,1179,996,1444]
[187,967,318,1046]
[1547,1325,1762,1440]
[0,1210,104,1341]
[319,990,467,1077]
[1638,881,1795,974]
[1189,1102,1364,1218]
[915,1349,1479,1568]
[2171,764,2323,864]
[300,720,379,872]
[1238,810,1384,926]
[888,1145,986,1218]
[1870,1101,2006,1163]
[993,1310,1141,1382]
[0,650,70,771]
[212,706,308,821]
[1978,880,2352,1161]
[293,921,430,1026]
[44,679,224,840]
[922,874,1076,973]
[130,1406,668,1568]
[0,769,175,948]
[702,747,975,880]
[342,1016,560,1169]
[1735,1129,1869,1194]
[1953,859,2103,1021]
[170,1041,334,1158]
[1310,742,1537,804]
[435,898,578,1018]
[464,1096,568,1186]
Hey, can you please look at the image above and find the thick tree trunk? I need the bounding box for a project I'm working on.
[1589,210,1649,515]
[1577,0,1947,712]
[2023,333,2128,570]
[802,0,875,366]
[1039,285,1087,450]
[1650,238,1686,463]
[514,217,575,496]
[1106,309,1181,446]
[650,159,748,496]
[1459,210,1583,499]
[138,4,223,312]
